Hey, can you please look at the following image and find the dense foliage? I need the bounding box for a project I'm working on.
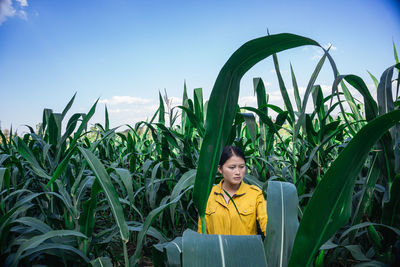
[0,33,399,266]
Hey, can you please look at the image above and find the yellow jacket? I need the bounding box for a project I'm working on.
[197,180,267,235]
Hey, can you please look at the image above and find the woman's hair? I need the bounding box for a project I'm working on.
[219,146,245,167]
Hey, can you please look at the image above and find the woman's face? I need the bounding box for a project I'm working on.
[218,155,246,188]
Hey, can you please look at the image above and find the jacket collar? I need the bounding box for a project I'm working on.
[214,179,247,197]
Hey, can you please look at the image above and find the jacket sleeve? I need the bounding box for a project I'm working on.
[256,192,268,236]
[197,216,202,233]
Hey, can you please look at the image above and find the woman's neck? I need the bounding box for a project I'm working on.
[222,180,241,195]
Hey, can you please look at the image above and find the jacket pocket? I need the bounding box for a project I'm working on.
[239,206,255,216]
[205,205,217,216]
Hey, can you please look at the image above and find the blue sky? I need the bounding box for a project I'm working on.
[1,0,399,131]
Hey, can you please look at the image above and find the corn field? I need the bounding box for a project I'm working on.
[0,33,399,266]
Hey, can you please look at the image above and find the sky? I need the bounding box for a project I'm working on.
[1,0,400,132]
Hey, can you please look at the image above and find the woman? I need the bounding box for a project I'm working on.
[198,146,268,235]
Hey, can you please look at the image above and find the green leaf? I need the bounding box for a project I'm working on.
[241,106,288,155]
[182,229,267,267]
[8,230,87,267]
[290,63,302,112]
[344,245,369,262]
[288,110,400,267]
[129,187,192,266]
[47,189,78,219]
[153,236,182,267]
[241,113,258,148]
[155,123,180,149]
[0,167,10,191]
[294,49,332,139]
[48,112,62,152]
[165,237,182,267]
[105,105,110,131]
[338,75,378,121]
[193,34,322,223]
[79,179,100,238]
[243,173,264,189]
[45,99,98,188]
[177,104,205,137]
[181,80,189,133]
[394,38,399,64]
[194,87,204,123]
[253,77,268,115]
[312,85,325,127]
[273,53,295,123]
[127,222,168,243]
[16,243,90,264]
[377,64,400,115]
[253,77,268,152]
[339,79,363,129]
[367,71,379,90]
[91,257,113,267]
[78,147,129,242]
[353,260,387,267]
[115,168,144,221]
[299,122,346,178]
[264,181,299,267]
[61,113,83,147]
[61,92,76,120]
[339,222,400,241]
[169,169,196,226]
[0,193,41,241]
[15,217,53,234]
[351,153,380,233]
[41,108,52,134]
[16,137,51,179]
[382,174,400,227]
[0,129,10,153]
[159,92,165,125]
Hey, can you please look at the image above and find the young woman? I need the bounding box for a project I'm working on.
[198,146,268,235]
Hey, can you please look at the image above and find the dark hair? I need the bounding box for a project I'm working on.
[219,146,245,167]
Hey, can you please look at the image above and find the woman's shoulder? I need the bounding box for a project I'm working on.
[240,181,261,190]
[210,182,222,193]
[243,183,263,194]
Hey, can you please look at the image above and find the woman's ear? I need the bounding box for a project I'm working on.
[217,166,222,174]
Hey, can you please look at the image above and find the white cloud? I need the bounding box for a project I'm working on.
[238,96,257,107]
[238,91,284,108]
[0,0,16,25]
[18,9,26,19]
[0,0,28,26]
[99,96,152,105]
[108,108,133,114]
[97,95,185,128]
[16,0,27,7]
[168,96,182,106]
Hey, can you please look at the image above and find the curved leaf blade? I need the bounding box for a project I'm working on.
[193,34,322,225]
[78,147,129,242]
[264,181,299,267]
[288,110,400,267]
